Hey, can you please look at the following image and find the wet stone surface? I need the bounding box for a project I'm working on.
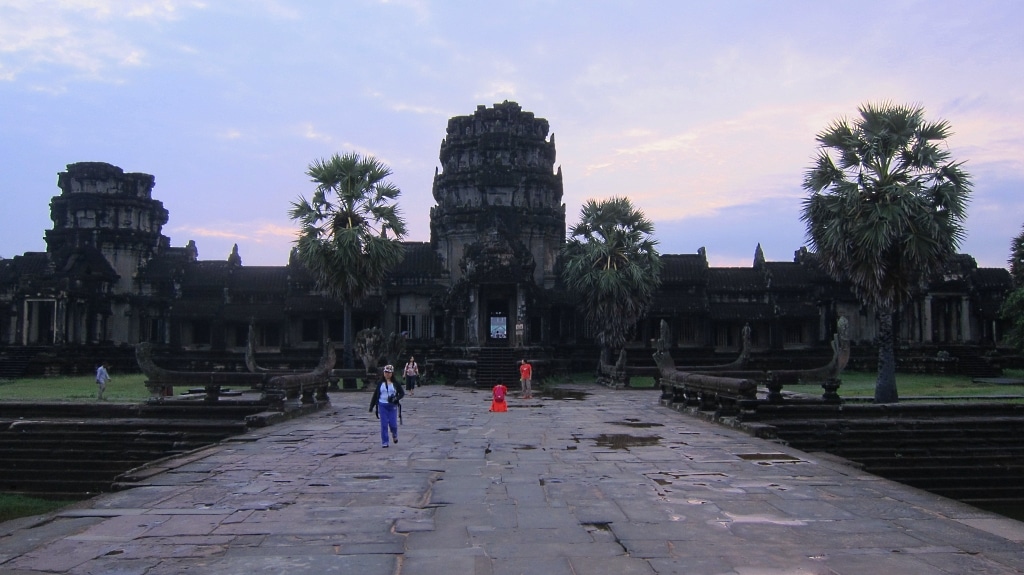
[1,384,1023,574]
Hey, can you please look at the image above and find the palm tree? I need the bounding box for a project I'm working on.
[998,224,1024,351]
[289,152,407,368]
[801,102,971,403]
[1009,224,1024,287]
[561,197,663,366]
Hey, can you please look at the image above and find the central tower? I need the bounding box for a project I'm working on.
[430,101,566,347]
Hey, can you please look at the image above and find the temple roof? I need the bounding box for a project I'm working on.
[970,267,1012,291]
[391,242,447,279]
[230,267,291,293]
[51,246,118,280]
[0,253,51,285]
[659,254,709,283]
[708,268,766,291]
[763,261,830,289]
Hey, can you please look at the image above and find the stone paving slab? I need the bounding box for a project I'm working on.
[2,384,1024,574]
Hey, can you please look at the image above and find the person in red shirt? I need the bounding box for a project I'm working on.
[519,359,533,399]
[489,382,508,412]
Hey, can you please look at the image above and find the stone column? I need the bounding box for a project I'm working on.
[923,295,933,343]
[515,285,527,347]
[55,298,67,346]
[960,296,972,342]
[467,288,479,346]
[94,312,105,343]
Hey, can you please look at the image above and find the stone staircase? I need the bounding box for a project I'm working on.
[742,402,1024,506]
[953,348,1003,378]
[0,347,46,380]
[0,402,264,497]
[475,347,519,388]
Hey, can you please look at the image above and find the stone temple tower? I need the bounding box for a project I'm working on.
[44,162,170,343]
[430,101,566,347]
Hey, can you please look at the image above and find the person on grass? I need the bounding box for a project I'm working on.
[95,361,111,401]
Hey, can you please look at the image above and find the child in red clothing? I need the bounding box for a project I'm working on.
[489,382,508,412]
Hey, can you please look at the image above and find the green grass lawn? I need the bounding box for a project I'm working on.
[0,493,85,523]
[785,369,1024,399]
[0,374,154,523]
[564,369,1024,398]
[0,373,152,402]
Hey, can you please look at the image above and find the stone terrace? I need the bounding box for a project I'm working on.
[1,384,1023,574]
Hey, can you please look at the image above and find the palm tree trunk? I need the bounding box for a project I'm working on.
[874,307,899,403]
[343,301,354,370]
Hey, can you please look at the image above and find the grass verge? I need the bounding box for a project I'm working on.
[0,373,152,402]
[558,369,1024,397]
[0,493,84,523]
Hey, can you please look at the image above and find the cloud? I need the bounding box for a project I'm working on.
[565,103,822,223]
[300,122,333,144]
[250,0,300,20]
[172,224,249,241]
[473,80,518,102]
[613,132,699,157]
[391,102,447,117]
[377,0,431,24]
[252,223,297,240]
[0,0,203,83]
[172,220,296,244]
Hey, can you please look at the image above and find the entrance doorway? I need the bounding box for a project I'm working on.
[24,299,56,345]
[487,298,510,345]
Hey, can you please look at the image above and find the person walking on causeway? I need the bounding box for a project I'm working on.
[403,356,419,395]
[490,381,508,412]
[369,364,404,448]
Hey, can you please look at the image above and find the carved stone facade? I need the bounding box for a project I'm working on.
[430,101,567,347]
[0,103,1014,376]
[1,163,170,346]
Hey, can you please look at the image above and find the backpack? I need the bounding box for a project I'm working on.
[493,385,506,401]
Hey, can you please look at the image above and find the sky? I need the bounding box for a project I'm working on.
[2,0,1022,270]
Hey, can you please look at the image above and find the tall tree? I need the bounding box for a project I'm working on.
[561,197,663,365]
[801,102,971,403]
[998,224,1024,351]
[1009,224,1024,287]
[289,152,407,368]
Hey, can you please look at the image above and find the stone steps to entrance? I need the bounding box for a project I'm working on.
[0,442,215,457]
[0,347,46,380]
[4,457,170,472]
[0,400,269,419]
[476,346,518,388]
[742,400,1024,510]
[782,435,1024,453]
[0,418,249,434]
[0,401,270,496]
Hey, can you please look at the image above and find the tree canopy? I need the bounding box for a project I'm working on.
[999,224,1024,351]
[289,152,407,366]
[561,197,663,363]
[801,102,971,403]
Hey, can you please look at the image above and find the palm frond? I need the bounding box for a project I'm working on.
[800,102,971,311]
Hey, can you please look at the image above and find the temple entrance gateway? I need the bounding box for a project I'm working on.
[23,299,56,345]
[485,290,515,345]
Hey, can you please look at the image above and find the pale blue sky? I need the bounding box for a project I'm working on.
[2,0,1022,269]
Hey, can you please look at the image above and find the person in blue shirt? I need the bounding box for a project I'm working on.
[369,365,404,448]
